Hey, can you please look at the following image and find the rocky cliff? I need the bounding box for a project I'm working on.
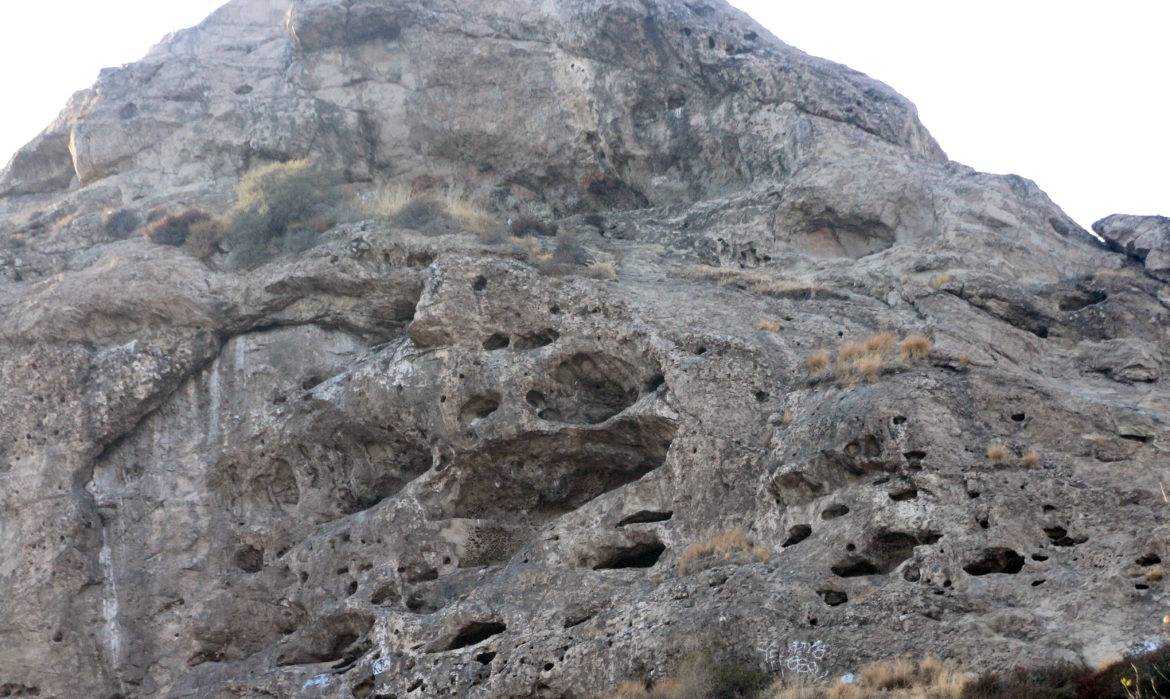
[0,0,1167,697]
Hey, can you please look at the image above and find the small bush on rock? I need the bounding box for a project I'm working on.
[143,209,212,246]
[222,160,341,269]
[103,208,140,238]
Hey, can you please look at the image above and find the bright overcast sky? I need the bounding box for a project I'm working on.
[0,1,1166,228]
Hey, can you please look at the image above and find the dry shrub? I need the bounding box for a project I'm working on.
[781,410,794,426]
[509,214,558,238]
[1021,449,1041,467]
[684,264,742,285]
[958,353,971,368]
[606,655,768,699]
[807,656,966,698]
[930,272,953,289]
[754,318,783,333]
[183,217,225,260]
[677,527,768,575]
[986,443,1010,463]
[143,209,211,246]
[683,265,818,298]
[222,160,341,268]
[806,350,831,375]
[854,353,886,383]
[899,334,933,361]
[367,181,496,234]
[864,333,896,353]
[837,341,867,366]
[586,260,619,280]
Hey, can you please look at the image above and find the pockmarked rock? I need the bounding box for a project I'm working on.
[0,0,1166,697]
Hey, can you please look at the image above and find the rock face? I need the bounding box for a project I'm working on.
[1094,214,1170,282]
[0,1,1167,697]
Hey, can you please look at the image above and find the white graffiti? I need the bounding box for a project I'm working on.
[302,674,331,689]
[372,656,394,675]
[759,639,830,681]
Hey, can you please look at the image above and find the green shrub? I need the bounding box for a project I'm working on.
[142,209,211,246]
[705,663,770,698]
[222,160,341,269]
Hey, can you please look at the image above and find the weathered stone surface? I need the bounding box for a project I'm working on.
[1094,214,1170,281]
[0,1,1167,698]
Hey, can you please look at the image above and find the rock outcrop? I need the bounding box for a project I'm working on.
[1094,214,1170,282]
[0,0,1167,697]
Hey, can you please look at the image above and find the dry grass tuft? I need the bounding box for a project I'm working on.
[781,409,795,426]
[854,353,886,383]
[986,443,1010,463]
[1022,449,1041,467]
[806,350,831,375]
[958,353,971,368]
[683,265,818,298]
[899,334,933,361]
[677,527,767,575]
[768,656,968,698]
[864,333,896,354]
[684,264,742,285]
[586,260,619,281]
[930,272,953,289]
[754,318,783,333]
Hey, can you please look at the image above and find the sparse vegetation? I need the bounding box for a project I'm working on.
[1022,449,1041,467]
[677,527,768,576]
[607,646,1170,699]
[684,265,819,299]
[509,214,558,238]
[754,318,783,333]
[930,272,953,289]
[368,182,496,234]
[142,209,212,247]
[986,443,1010,463]
[606,655,770,699]
[959,353,971,368]
[806,332,935,384]
[899,334,933,361]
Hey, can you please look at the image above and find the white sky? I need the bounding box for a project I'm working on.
[1,1,1166,228]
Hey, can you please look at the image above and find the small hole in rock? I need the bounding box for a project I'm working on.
[821,504,849,520]
[483,333,510,350]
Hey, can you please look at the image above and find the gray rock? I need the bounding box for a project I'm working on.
[0,0,1166,698]
[1094,214,1170,281]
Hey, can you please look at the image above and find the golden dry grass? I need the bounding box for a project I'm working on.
[587,260,619,280]
[854,352,886,383]
[958,353,971,368]
[899,334,933,361]
[683,265,818,298]
[864,333,896,353]
[677,527,768,575]
[773,656,968,698]
[782,409,795,426]
[930,272,953,289]
[1022,449,1041,467]
[1146,567,1165,582]
[807,350,831,375]
[986,443,1010,463]
[754,318,783,333]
